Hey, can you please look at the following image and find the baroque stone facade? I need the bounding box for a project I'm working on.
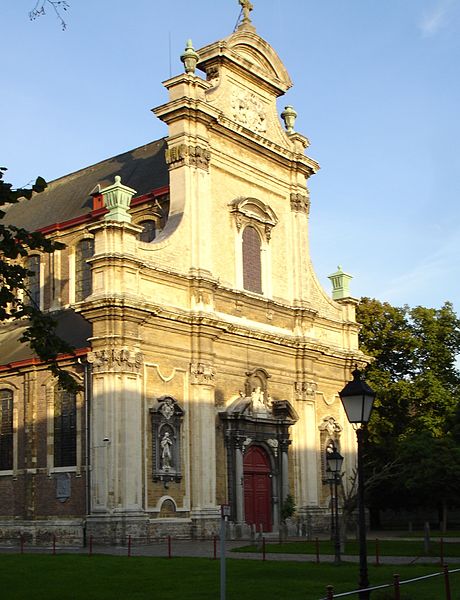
[0,5,367,545]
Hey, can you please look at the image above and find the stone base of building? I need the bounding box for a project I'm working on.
[85,514,150,545]
[0,508,334,547]
[0,519,84,547]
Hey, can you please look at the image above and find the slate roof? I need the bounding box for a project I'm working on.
[0,310,92,366]
[3,138,168,231]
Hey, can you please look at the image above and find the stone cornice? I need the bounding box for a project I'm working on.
[211,116,319,178]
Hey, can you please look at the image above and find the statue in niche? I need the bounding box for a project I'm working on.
[251,385,269,414]
[161,432,173,471]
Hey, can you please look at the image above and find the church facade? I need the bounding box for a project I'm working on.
[0,6,366,545]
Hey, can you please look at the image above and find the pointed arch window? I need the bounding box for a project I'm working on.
[75,238,94,302]
[54,389,77,468]
[242,226,262,294]
[0,390,13,471]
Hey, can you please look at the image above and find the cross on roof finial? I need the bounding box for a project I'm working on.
[239,0,253,24]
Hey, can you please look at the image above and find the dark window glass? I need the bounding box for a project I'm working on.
[54,389,77,467]
[75,239,94,302]
[242,226,262,294]
[139,220,157,243]
[25,255,41,307]
[0,390,13,471]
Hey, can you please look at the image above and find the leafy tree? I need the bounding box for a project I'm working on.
[0,167,78,392]
[29,1,70,30]
[356,297,460,528]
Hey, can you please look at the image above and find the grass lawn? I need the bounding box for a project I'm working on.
[0,554,457,600]
[233,538,460,558]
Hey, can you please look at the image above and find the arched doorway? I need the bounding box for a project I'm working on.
[243,445,272,532]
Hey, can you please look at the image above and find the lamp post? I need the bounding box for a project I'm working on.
[339,368,376,600]
[326,446,344,565]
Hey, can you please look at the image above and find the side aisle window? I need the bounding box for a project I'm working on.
[54,388,77,468]
[25,255,41,307]
[0,390,13,471]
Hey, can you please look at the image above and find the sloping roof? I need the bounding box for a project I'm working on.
[3,138,168,231]
[0,310,92,366]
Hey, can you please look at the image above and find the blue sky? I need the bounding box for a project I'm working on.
[2,0,460,311]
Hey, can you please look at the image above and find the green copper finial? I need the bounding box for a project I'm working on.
[101,175,137,223]
[180,39,199,75]
[281,105,297,134]
[328,265,353,300]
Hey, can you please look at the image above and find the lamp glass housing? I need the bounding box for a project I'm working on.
[339,369,376,424]
[326,449,344,474]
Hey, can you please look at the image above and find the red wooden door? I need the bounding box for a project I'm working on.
[243,445,272,532]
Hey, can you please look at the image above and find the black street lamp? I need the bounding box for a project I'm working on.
[339,368,376,600]
[326,446,344,564]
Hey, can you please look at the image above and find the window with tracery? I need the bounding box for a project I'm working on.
[242,226,262,294]
[75,238,94,302]
[0,390,13,471]
[54,389,77,468]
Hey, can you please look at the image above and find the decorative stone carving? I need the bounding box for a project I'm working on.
[251,386,269,415]
[242,437,252,451]
[165,144,211,170]
[319,416,343,436]
[295,380,317,400]
[266,438,278,457]
[101,175,136,224]
[180,39,199,75]
[290,193,310,214]
[159,396,175,420]
[190,362,215,384]
[150,396,184,486]
[230,197,278,243]
[87,348,143,373]
[281,105,297,133]
[206,66,219,84]
[231,89,266,133]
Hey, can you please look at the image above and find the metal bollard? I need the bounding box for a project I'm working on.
[443,564,452,600]
[128,535,132,557]
[213,535,217,560]
[168,535,172,559]
[52,534,56,555]
[262,536,266,561]
[326,584,334,599]
[315,537,320,564]
[89,535,93,556]
[375,538,380,566]
[20,533,24,555]
[440,537,444,566]
[393,574,401,600]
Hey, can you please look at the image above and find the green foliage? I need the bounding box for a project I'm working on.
[357,297,460,515]
[280,493,296,522]
[0,168,78,392]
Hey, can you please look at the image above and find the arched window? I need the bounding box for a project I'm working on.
[75,238,94,302]
[25,255,41,307]
[0,390,13,471]
[139,220,157,243]
[242,226,262,294]
[54,389,77,468]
